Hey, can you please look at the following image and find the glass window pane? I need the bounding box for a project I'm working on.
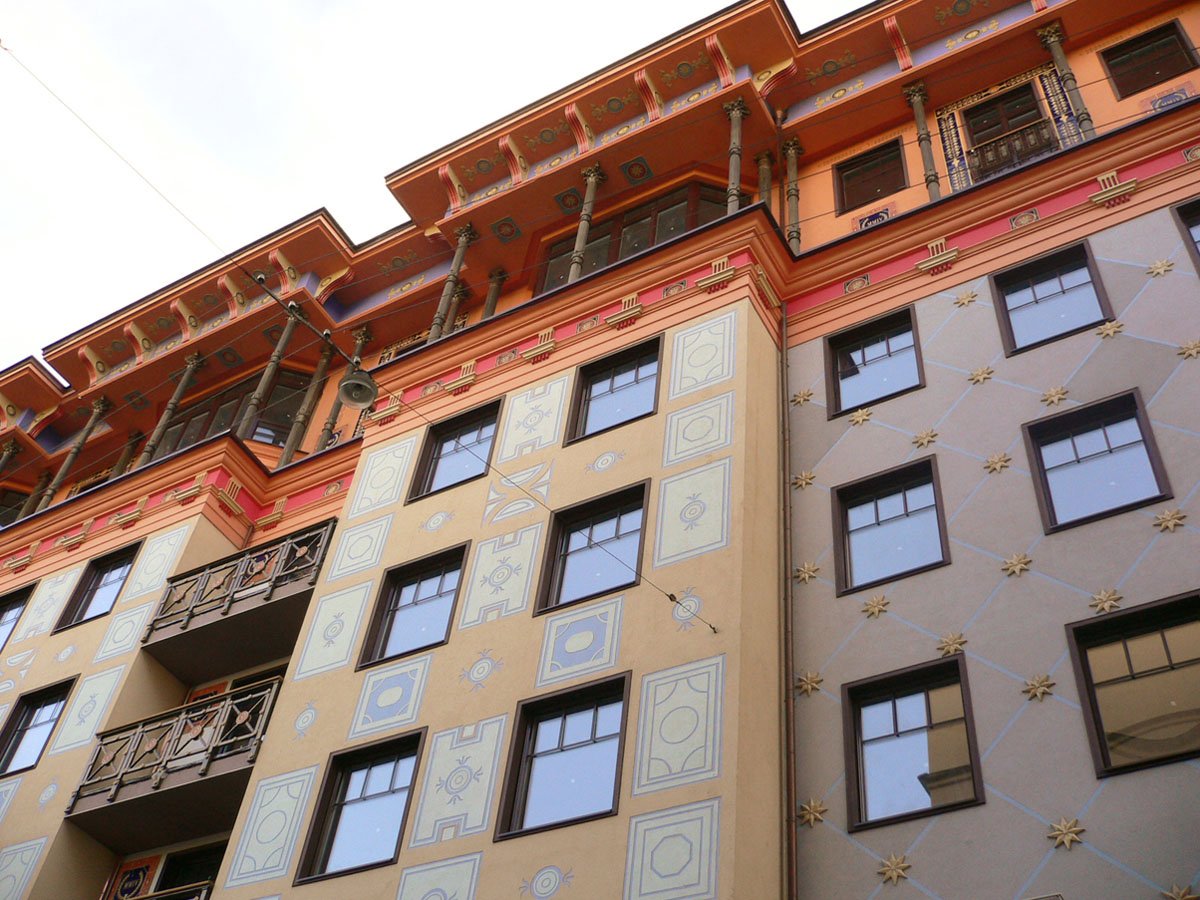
[1095,665,1200,767]
[1105,417,1142,449]
[534,717,561,754]
[928,683,964,724]
[895,692,928,731]
[1045,441,1158,523]
[1087,641,1130,683]
[364,760,394,796]
[655,201,688,241]
[522,739,618,828]
[581,234,611,275]
[618,217,652,260]
[324,789,408,873]
[846,500,875,531]
[1040,437,1075,469]
[1164,620,1200,663]
[860,700,893,740]
[876,492,904,522]
[849,505,942,587]
[838,343,918,409]
[563,709,593,746]
[591,516,617,543]
[862,719,972,821]
[1008,279,1102,348]
[381,591,454,658]
[906,482,935,511]
[1073,426,1108,460]
[596,701,622,737]
[1126,631,1170,674]
[5,720,55,772]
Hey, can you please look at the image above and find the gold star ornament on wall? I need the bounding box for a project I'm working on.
[1001,553,1032,576]
[1161,885,1200,900]
[863,595,889,619]
[912,428,938,448]
[877,854,911,885]
[796,671,823,696]
[954,290,978,307]
[1095,320,1123,338]
[1179,339,1200,360]
[791,388,814,406]
[1041,386,1069,406]
[1153,508,1187,532]
[968,366,994,384]
[1047,817,1085,850]
[798,798,827,828]
[984,452,1011,474]
[794,562,820,583]
[848,407,872,426]
[791,471,815,490]
[938,632,967,656]
[1023,675,1055,701]
[1147,259,1175,277]
[1090,589,1122,614]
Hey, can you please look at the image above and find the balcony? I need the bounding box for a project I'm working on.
[65,679,279,853]
[965,118,1060,183]
[141,520,334,684]
[142,884,213,900]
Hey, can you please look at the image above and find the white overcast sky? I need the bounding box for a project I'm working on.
[0,0,862,379]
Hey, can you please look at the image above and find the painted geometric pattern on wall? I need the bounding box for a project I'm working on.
[0,779,19,828]
[49,664,124,754]
[122,522,190,602]
[496,374,569,462]
[0,837,47,900]
[662,391,734,467]
[326,514,393,582]
[12,566,81,643]
[633,655,724,795]
[458,523,542,629]
[225,765,319,888]
[346,434,417,519]
[396,851,482,900]
[668,307,737,400]
[653,457,732,568]
[536,595,623,687]
[409,714,507,848]
[623,797,720,900]
[94,602,153,663]
[293,581,372,680]
[347,654,432,740]
[483,461,552,525]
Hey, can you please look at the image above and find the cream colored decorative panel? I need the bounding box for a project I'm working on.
[0,779,19,827]
[224,765,318,888]
[668,308,737,400]
[347,435,417,519]
[632,655,724,795]
[496,374,569,462]
[11,567,82,643]
[122,522,190,602]
[326,514,393,582]
[483,461,552,525]
[653,458,732,568]
[458,523,542,629]
[409,714,507,847]
[93,602,153,663]
[623,798,720,900]
[293,581,372,680]
[536,595,623,687]
[662,392,734,467]
[49,664,124,754]
[396,852,482,900]
[347,654,431,739]
[0,837,46,900]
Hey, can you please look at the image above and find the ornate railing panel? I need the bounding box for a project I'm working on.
[141,883,213,900]
[966,118,1059,182]
[144,520,334,640]
[67,679,280,811]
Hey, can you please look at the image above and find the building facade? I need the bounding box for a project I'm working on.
[0,0,1197,898]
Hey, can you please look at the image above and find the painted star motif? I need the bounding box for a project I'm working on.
[1001,552,1032,576]
[1161,885,1200,900]
[796,671,823,696]
[954,290,978,307]
[938,632,967,656]
[1041,386,1069,406]
[1090,588,1122,614]
[1047,817,1085,850]
[984,452,1011,474]
[1095,320,1124,338]
[798,798,828,827]
[791,389,814,406]
[848,407,872,426]
[1147,259,1175,277]
[863,595,889,619]
[1023,674,1056,701]
[877,853,911,886]
[968,366,994,384]
[912,428,938,448]
[792,470,815,490]
[1153,508,1187,533]
[1179,340,1200,360]
[794,562,820,583]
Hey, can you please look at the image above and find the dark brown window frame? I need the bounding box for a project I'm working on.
[834,140,908,215]
[830,456,951,596]
[564,336,663,445]
[407,398,502,503]
[1021,388,1171,533]
[495,671,632,841]
[824,306,925,418]
[0,677,76,777]
[841,655,984,831]
[294,727,428,885]
[988,241,1113,356]
[357,541,470,670]
[0,585,32,654]
[535,481,650,615]
[961,82,1044,146]
[52,543,141,633]
[1099,20,1199,101]
[1170,196,1200,276]
[1066,590,1200,777]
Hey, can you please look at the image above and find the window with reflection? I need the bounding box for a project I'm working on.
[835,141,905,213]
[1102,22,1197,99]
[55,545,138,630]
[411,401,500,498]
[1068,593,1200,775]
[542,486,645,610]
[992,244,1111,352]
[572,339,660,440]
[362,547,464,665]
[835,460,947,592]
[827,309,922,413]
[844,656,982,829]
[963,83,1041,145]
[0,588,29,653]
[0,681,71,775]
[1025,391,1169,531]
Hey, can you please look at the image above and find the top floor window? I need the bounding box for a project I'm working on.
[1102,22,1198,100]
[963,84,1041,145]
[835,141,906,214]
[0,489,27,528]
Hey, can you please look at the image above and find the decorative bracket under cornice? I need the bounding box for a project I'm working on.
[915,238,960,275]
[1088,170,1137,208]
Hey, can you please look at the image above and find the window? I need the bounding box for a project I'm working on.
[155,842,227,892]
[1024,391,1170,531]
[991,243,1111,353]
[0,588,29,653]
[1102,22,1198,99]
[962,84,1042,145]
[298,734,423,880]
[410,401,499,499]
[540,485,646,611]
[835,141,906,214]
[360,546,465,666]
[826,308,923,414]
[55,545,138,630]
[569,339,661,440]
[1068,592,1200,775]
[498,675,628,836]
[1173,198,1200,272]
[0,681,72,775]
[0,489,28,528]
[843,656,983,829]
[541,184,727,291]
[832,458,948,594]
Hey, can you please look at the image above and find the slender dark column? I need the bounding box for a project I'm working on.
[111,431,143,477]
[0,439,18,477]
[756,152,774,215]
[567,166,606,284]
[136,352,204,468]
[783,138,803,254]
[724,98,750,214]
[315,326,371,451]
[482,269,507,320]
[428,225,476,341]
[1038,23,1095,139]
[904,82,942,201]
[237,313,300,440]
[19,470,52,519]
[443,284,470,336]
[38,397,110,512]
[278,344,335,467]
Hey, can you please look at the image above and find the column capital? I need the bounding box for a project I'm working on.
[452,283,472,301]
[723,97,750,119]
[581,164,606,185]
[183,352,205,370]
[903,81,928,106]
[91,396,113,416]
[488,268,509,283]
[453,224,478,245]
[782,137,804,158]
[0,438,19,456]
[754,150,774,165]
[351,325,373,346]
[1037,22,1064,48]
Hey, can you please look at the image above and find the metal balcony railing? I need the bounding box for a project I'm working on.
[966,118,1059,182]
[66,678,280,811]
[140,883,213,900]
[143,520,334,641]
